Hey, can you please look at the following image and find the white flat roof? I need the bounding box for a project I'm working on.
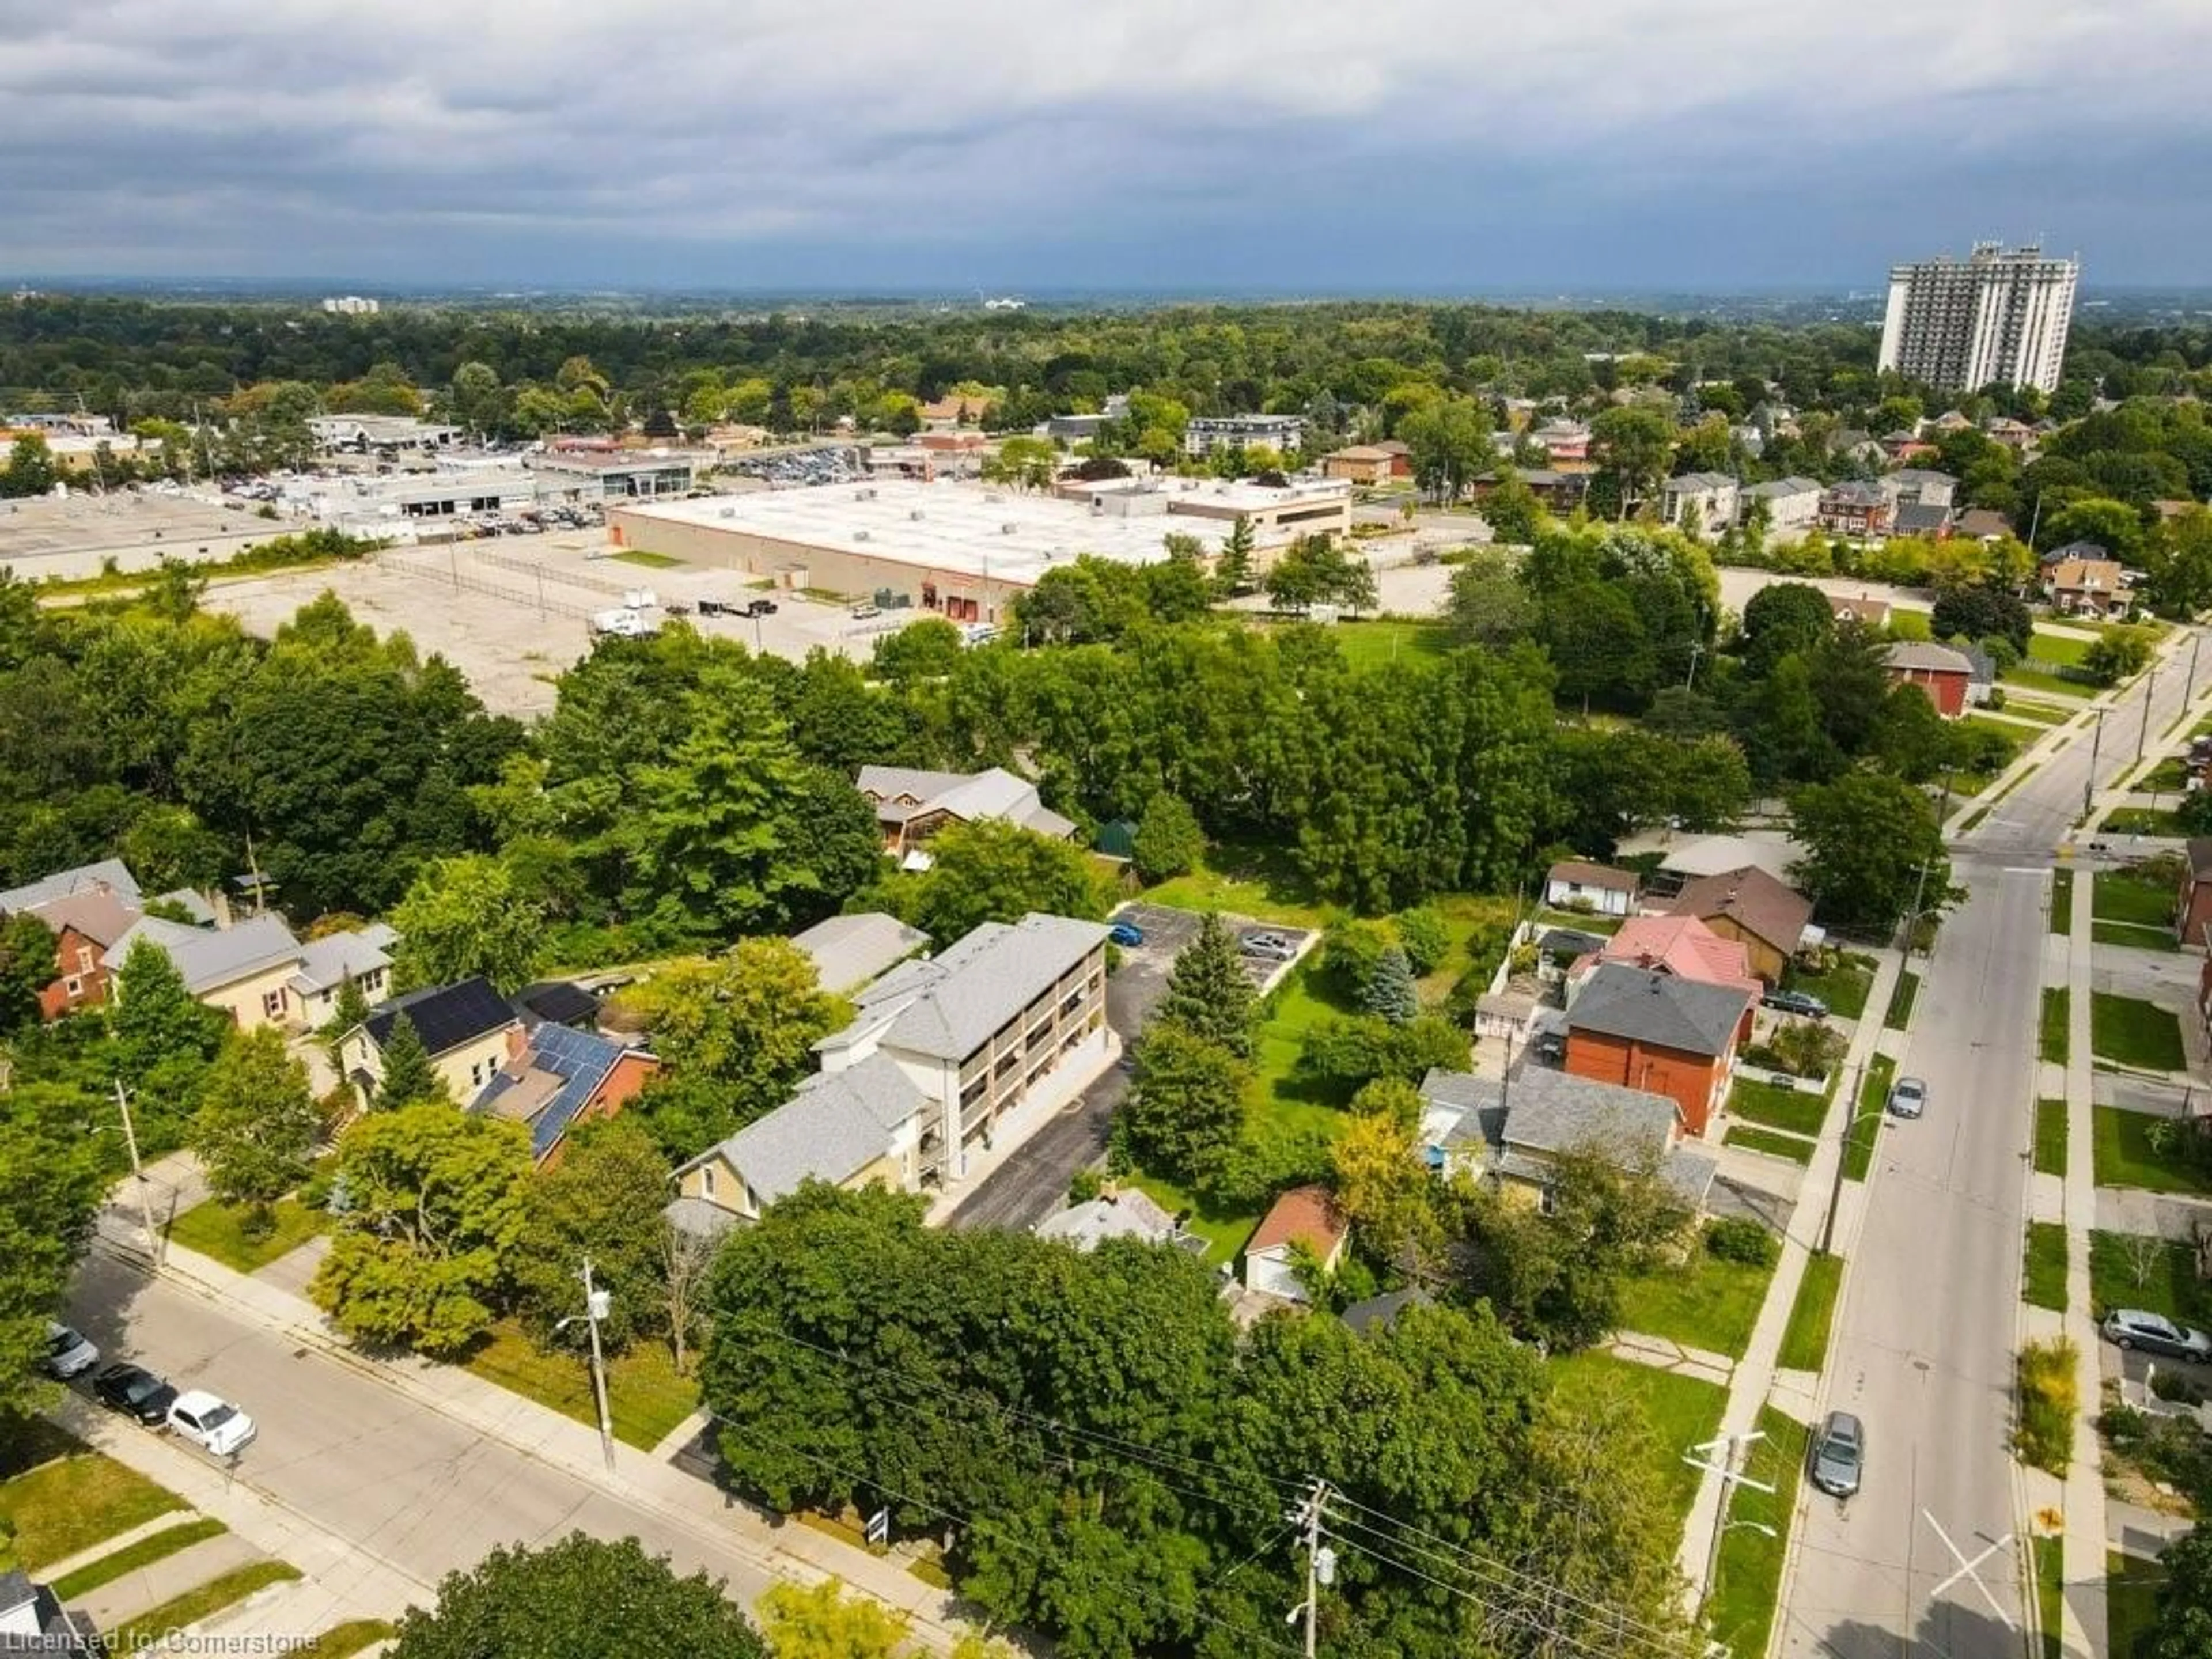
[615,479,1227,585]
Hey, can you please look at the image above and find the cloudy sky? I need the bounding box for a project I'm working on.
[4,0,2207,291]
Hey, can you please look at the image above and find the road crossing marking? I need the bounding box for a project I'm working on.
[1922,1509,2016,1629]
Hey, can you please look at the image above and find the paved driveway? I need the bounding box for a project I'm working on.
[940,903,1312,1234]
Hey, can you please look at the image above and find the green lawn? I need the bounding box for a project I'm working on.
[1993,697,2071,726]
[2139,757,2193,791]
[610,548,684,568]
[1127,1172,1257,1266]
[1778,1253,1845,1373]
[2036,1536,2063,1659]
[462,1319,700,1452]
[2089,1229,2212,1324]
[50,1518,228,1600]
[112,1562,302,1652]
[291,1621,399,1659]
[167,1196,327,1273]
[1327,619,1454,670]
[0,1453,185,1572]
[2031,627,2097,666]
[2093,1106,2212,1195]
[1142,843,1330,930]
[1247,960,1370,1137]
[1727,1077,1828,1137]
[2099,808,2188,839]
[1724,1125,1815,1164]
[2005,664,2093,699]
[1614,1248,1777,1359]
[1786,953,1876,1021]
[2040,987,2070,1066]
[2094,869,2181,934]
[2050,868,2073,934]
[1884,969,1919,1031]
[1843,1056,1893,1181]
[1547,1353,1725,1541]
[2024,1222,2069,1312]
[2107,1552,2167,1659]
[2090,992,2187,1071]
[1705,1406,1808,1659]
[2035,1097,2069,1179]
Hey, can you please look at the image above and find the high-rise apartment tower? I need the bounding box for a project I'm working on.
[1876,243,2078,395]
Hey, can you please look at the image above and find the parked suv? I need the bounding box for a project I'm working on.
[43,1322,99,1381]
[2103,1309,2212,1362]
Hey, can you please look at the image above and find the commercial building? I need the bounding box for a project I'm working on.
[607,480,1234,626]
[1877,244,2078,396]
[307,416,460,455]
[304,467,542,530]
[527,446,711,503]
[1183,414,1306,459]
[670,912,1114,1221]
[1056,474,1353,543]
[321,296,380,315]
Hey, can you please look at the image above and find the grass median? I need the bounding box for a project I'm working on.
[1777,1252,1845,1373]
[2040,987,2070,1066]
[1705,1406,1809,1659]
[2024,1222,2068,1313]
[1843,1056,1893,1181]
[50,1518,228,1601]
[2035,1098,2068,1179]
[1883,970,1920,1031]
[1724,1125,1815,1164]
[2050,869,2073,935]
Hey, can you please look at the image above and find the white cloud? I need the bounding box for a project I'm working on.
[0,0,2205,276]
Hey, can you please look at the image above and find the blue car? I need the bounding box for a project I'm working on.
[1108,921,1145,947]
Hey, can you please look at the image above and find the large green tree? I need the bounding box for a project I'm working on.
[0,1086,108,1417]
[1790,771,1950,931]
[1119,1022,1248,1187]
[388,1534,768,1659]
[908,819,1103,941]
[0,911,54,1033]
[190,1026,320,1225]
[1153,911,1257,1059]
[389,854,545,993]
[2149,1524,2212,1659]
[312,1103,532,1354]
[108,936,227,1145]
[510,1119,671,1354]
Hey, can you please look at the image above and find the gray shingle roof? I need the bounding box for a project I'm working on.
[1744,476,1821,499]
[290,923,397,995]
[0,859,140,914]
[694,1051,922,1205]
[838,913,1109,1062]
[1036,1188,1180,1251]
[1494,1066,1681,1157]
[105,913,301,995]
[1667,471,1736,491]
[790,912,930,994]
[855,765,1075,840]
[1342,1287,1435,1336]
[1565,965,1750,1057]
[1885,641,1974,675]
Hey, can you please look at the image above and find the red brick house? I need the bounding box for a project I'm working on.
[22,888,141,1021]
[2180,840,2212,950]
[1884,641,1974,719]
[1818,481,1893,537]
[472,1022,658,1168]
[1562,964,1752,1138]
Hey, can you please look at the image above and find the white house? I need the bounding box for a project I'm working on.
[1242,1185,1350,1304]
[1543,860,1639,919]
[1738,476,1824,542]
[1660,472,1738,540]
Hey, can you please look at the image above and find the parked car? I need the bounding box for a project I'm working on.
[1887,1076,1928,1119]
[745,599,779,617]
[168,1390,257,1456]
[93,1363,177,1425]
[43,1322,99,1381]
[850,602,881,620]
[1108,921,1145,948]
[2102,1309,2212,1362]
[1762,988,1829,1020]
[695,598,730,616]
[1240,931,1298,963]
[1808,1411,1865,1498]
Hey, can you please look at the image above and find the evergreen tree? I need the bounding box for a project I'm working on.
[375,1011,451,1109]
[327,974,373,1067]
[1213,513,1255,596]
[1362,946,1419,1025]
[1155,911,1257,1059]
[1119,1024,1248,1186]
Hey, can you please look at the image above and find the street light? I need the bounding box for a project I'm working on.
[1819,1069,1885,1256]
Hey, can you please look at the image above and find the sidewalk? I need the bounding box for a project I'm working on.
[139,1241,973,1647]
[1676,948,1902,1603]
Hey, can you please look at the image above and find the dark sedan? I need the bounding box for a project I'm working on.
[93,1362,177,1425]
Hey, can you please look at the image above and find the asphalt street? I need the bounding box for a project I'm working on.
[62,1252,783,1619]
[1780,643,2200,1659]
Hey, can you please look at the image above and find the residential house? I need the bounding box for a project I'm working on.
[1418,1065,1721,1209]
[921,392,992,429]
[1321,444,1409,485]
[790,912,930,995]
[1242,1185,1349,1304]
[1544,860,1639,919]
[1885,640,1974,718]
[1659,472,1739,540]
[287,923,397,1031]
[1341,1286,1436,1336]
[1827,593,1891,629]
[104,914,305,1031]
[1036,1186,1195,1253]
[0,858,142,914]
[1738,476,1824,541]
[1956,507,2015,541]
[2179,840,2212,949]
[671,912,1114,1222]
[672,1054,926,1221]
[1826,429,1886,468]
[1472,467,1589,512]
[1880,431,1937,464]
[1881,469,1958,513]
[1569,913,1762,1002]
[1892,502,1953,539]
[513,980,603,1031]
[340,977,524,1108]
[1,1567,98,1653]
[1662,866,1816,984]
[1183,414,1306,459]
[472,1023,657,1166]
[1530,419,1593,471]
[2040,541,2129,618]
[17,887,140,1021]
[856,766,1077,865]
[1559,965,1752,1138]
[1984,417,2037,454]
[1818,480,1893,537]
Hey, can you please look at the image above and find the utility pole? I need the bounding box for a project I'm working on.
[1903,858,1937,963]
[1820,1063,1866,1256]
[1286,1478,1335,1659]
[2185,628,2205,710]
[2082,707,2106,823]
[2138,662,2160,766]
[1684,1430,1774,1601]
[113,1080,162,1264]
[559,1258,618,1472]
